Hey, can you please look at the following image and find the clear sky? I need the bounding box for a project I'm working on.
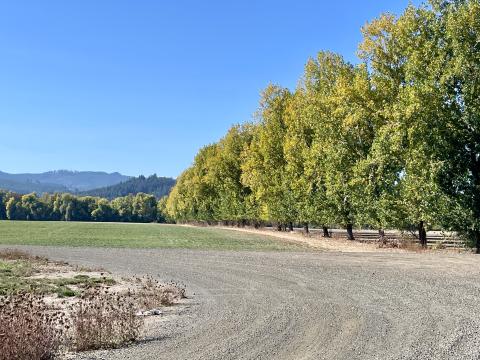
[0,0,419,178]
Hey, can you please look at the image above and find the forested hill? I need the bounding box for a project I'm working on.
[79,175,176,199]
[0,170,129,193]
[0,178,69,194]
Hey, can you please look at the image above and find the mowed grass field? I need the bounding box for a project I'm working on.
[0,221,310,251]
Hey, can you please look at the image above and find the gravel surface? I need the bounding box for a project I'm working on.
[5,246,480,360]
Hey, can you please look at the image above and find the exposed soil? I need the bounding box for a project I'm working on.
[0,249,186,357]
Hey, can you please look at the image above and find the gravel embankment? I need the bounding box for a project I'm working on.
[5,246,480,360]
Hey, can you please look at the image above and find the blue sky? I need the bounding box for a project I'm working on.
[0,0,419,177]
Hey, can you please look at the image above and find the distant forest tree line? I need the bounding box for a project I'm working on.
[78,174,176,199]
[0,172,175,198]
[0,190,170,223]
[165,1,480,252]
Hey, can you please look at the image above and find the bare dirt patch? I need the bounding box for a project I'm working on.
[0,249,186,360]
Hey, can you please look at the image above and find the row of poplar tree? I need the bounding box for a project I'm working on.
[165,1,480,251]
[0,190,168,223]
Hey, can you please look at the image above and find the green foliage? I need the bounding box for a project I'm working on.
[91,199,114,222]
[165,0,480,250]
[132,193,158,222]
[79,174,175,199]
[0,191,170,224]
[5,196,27,221]
[0,191,8,220]
[241,85,293,224]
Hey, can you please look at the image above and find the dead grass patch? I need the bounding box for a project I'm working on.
[70,288,142,351]
[0,293,67,360]
[0,248,47,261]
[135,276,186,308]
[377,237,423,251]
[0,250,186,356]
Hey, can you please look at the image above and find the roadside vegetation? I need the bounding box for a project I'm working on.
[0,249,115,297]
[165,1,480,252]
[0,249,186,360]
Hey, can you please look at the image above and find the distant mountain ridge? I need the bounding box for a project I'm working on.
[79,174,176,199]
[0,170,130,193]
[0,178,70,194]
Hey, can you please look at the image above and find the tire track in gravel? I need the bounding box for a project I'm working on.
[5,246,480,360]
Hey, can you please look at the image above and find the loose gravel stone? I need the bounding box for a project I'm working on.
[4,245,480,360]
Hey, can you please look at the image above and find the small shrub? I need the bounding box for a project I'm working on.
[70,288,142,351]
[378,237,421,251]
[0,249,46,262]
[56,286,77,298]
[135,276,186,308]
[431,242,447,250]
[0,293,66,360]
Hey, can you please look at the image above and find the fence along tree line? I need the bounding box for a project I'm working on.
[165,0,480,252]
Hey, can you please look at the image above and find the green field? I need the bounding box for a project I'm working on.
[0,221,310,251]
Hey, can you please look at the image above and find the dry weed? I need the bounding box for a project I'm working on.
[69,288,142,351]
[135,276,186,308]
[0,249,46,261]
[0,293,67,360]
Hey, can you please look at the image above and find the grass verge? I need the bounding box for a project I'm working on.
[0,220,311,251]
[0,250,115,297]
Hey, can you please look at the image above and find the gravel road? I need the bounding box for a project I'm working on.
[9,246,480,360]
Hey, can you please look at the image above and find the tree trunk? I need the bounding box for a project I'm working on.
[378,229,386,244]
[303,223,309,235]
[276,223,282,231]
[419,221,427,248]
[346,223,355,240]
[322,226,330,238]
[288,222,294,232]
[470,152,480,254]
[475,230,480,255]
